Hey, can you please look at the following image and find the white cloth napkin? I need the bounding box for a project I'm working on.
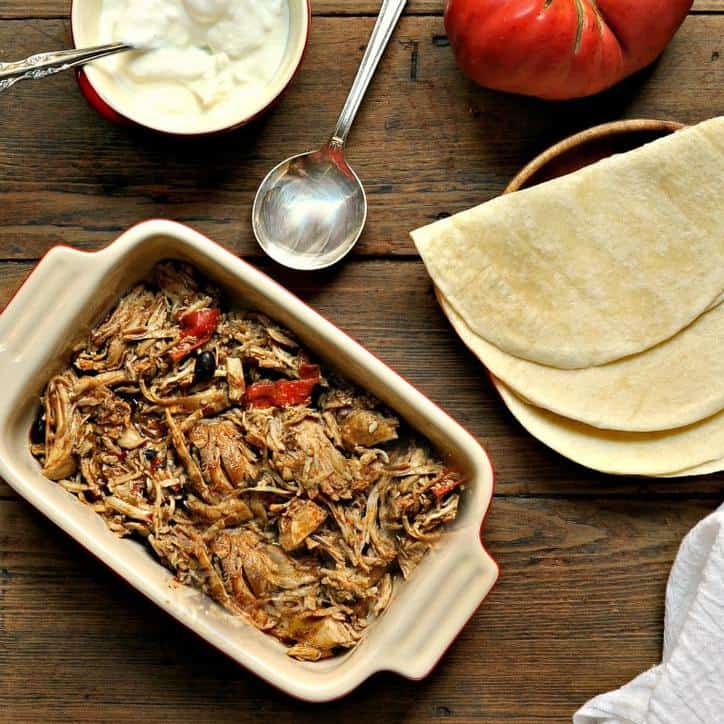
[574,504,724,724]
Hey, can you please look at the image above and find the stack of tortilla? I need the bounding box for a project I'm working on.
[411,117,724,477]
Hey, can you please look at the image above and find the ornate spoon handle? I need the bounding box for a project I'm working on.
[0,42,134,93]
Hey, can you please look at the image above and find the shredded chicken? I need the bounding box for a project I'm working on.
[30,262,463,660]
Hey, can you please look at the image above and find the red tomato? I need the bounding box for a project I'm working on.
[169,308,220,362]
[444,0,692,99]
[244,376,320,409]
[298,363,321,380]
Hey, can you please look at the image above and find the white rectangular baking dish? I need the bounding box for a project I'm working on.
[0,220,497,702]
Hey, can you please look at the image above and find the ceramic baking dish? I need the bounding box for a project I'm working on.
[0,220,497,702]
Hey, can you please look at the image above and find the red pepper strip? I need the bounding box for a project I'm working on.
[299,363,320,380]
[244,375,320,409]
[431,473,463,499]
[169,308,220,363]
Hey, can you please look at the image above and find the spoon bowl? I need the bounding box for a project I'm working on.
[252,0,407,270]
[252,146,368,270]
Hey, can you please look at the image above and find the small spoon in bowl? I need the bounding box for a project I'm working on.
[252,0,408,271]
[0,42,136,93]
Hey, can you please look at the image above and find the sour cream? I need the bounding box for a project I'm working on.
[96,0,290,132]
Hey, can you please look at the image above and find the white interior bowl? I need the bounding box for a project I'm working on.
[70,0,311,135]
[0,220,498,701]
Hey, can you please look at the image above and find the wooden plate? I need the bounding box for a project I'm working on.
[504,118,686,194]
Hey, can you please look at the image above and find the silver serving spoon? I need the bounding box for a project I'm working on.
[0,43,135,93]
[252,0,408,270]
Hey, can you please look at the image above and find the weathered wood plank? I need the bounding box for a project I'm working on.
[0,16,722,259]
[1,260,723,501]
[1,1,721,18]
[0,494,716,722]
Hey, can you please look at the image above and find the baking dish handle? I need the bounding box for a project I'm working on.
[379,540,498,680]
[0,246,95,374]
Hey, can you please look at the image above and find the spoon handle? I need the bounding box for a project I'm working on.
[329,0,407,147]
[0,42,133,93]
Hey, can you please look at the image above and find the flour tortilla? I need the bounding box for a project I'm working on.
[412,117,724,369]
[438,291,724,432]
[493,377,724,477]
[655,459,724,478]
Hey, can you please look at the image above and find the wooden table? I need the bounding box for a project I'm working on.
[1,2,723,722]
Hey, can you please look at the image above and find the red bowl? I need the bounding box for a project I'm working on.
[70,0,312,137]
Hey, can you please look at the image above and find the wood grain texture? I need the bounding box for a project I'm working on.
[0,16,722,260]
[1,1,722,18]
[1,4,724,723]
